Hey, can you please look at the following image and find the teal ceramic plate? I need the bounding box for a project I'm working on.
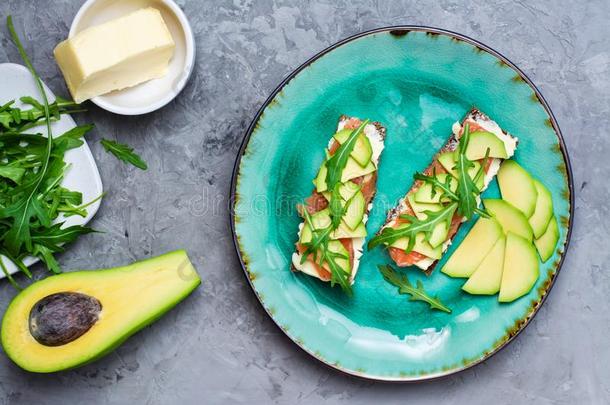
[231,27,573,381]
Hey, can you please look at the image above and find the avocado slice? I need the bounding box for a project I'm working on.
[462,236,506,295]
[534,215,559,262]
[310,208,332,229]
[316,158,375,192]
[338,181,361,201]
[300,223,312,244]
[465,131,508,160]
[344,191,365,230]
[483,198,534,241]
[529,179,554,238]
[315,161,329,192]
[499,232,539,303]
[407,194,443,220]
[320,182,360,203]
[441,217,503,278]
[331,221,367,239]
[437,152,457,174]
[1,251,200,373]
[497,160,538,218]
[324,240,351,274]
[333,129,373,167]
[437,152,484,190]
[414,173,457,204]
[390,232,443,259]
[406,195,450,248]
[341,157,376,183]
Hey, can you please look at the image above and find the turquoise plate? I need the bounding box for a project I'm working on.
[230,27,573,381]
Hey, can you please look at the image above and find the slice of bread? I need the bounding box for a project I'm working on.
[291,116,386,284]
[378,108,517,275]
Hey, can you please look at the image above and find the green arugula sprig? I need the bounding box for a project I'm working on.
[300,210,351,294]
[455,123,480,219]
[378,265,451,313]
[0,17,100,287]
[368,203,457,251]
[328,183,346,229]
[0,96,84,133]
[101,139,148,170]
[299,121,370,295]
[3,16,57,263]
[413,171,459,202]
[325,120,368,189]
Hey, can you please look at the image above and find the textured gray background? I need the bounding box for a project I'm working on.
[0,0,608,404]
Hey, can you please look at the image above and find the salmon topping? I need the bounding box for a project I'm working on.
[304,192,328,214]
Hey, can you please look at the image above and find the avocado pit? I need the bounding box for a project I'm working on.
[29,292,102,347]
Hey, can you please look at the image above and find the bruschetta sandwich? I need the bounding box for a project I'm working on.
[291,116,386,293]
[368,108,518,274]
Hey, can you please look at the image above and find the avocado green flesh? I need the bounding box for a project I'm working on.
[406,195,449,248]
[390,232,442,259]
[326,240,351,274]
[497,160,538,218]
[441,217,503,278]
[302,204,365,240]
[499,233,539,302]
[315,158,375,192]
[414,173,457,204]
[333,129,373,167]
[529,179,554,239]
[483,198,534,242]
[1,250,200,373]
[465,131,508,160]
[535,215,559,262]
[462,236,506,295]
[344,191,365,230]
[437,152,484,190]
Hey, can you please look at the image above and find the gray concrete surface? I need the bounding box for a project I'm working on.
[0,0,608,404]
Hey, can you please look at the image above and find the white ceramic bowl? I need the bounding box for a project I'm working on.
[69,0,195,115]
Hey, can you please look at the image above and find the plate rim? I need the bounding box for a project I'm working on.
[229,25,574,382]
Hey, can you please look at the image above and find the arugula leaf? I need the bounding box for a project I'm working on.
[328,184,345,229]
[0,166,26,184]
[324,248,352,294]
[368,203,457,251]
[300,207,352,295]
[0,17,101,281]
[413,171,459,202]
[59,192,106,218]
[101,139,148,170]
[31,223,96,251]
[454,123,481,220]
[324,120,368,189]
[2,17,54,257]
[0,98,82,133]
[378,265,451,313]
[52,124,93,156]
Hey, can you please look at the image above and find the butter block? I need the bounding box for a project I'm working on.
[54,8,175,103]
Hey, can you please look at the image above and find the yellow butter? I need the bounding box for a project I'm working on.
[54,8,175,103]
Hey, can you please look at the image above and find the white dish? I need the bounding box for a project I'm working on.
[69,0,196,115]
[0,63,103,278]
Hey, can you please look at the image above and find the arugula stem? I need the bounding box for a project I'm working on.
[59,192,106,216]
[0,255,20,289]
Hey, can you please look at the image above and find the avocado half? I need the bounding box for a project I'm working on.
[1,250,200,373]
